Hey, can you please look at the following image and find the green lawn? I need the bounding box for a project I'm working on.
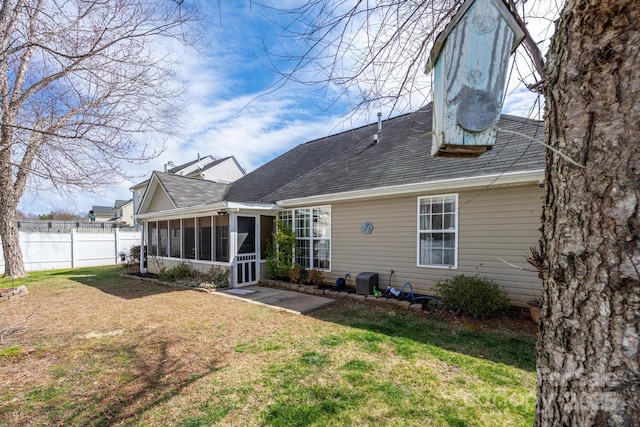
[0,266,536,426]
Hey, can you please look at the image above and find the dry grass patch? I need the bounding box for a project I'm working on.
[0,266,536,426]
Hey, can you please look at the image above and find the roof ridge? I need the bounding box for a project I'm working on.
[167,154,215,173]
[299,107,426,148]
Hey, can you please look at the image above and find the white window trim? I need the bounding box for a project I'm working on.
[281,205,332,272]
[416,194,459,269]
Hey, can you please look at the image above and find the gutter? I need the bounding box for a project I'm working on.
[276,169,544,208]
[133,201,279,221]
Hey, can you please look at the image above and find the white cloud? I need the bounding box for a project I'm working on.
[18,0,559,216]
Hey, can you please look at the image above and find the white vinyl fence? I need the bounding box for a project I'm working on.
[0,229,141,274]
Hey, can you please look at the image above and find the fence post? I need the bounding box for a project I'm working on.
[140,221,147,273]
[71,228,77,268]
[114,227,120,264]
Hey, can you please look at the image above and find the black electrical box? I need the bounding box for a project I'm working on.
[356,272,378,295]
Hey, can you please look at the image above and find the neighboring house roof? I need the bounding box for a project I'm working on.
[131,156,245,193]
[114,199,131,209]
[166,154,216,176]
[91,205,113,216]
[225,105,544,204]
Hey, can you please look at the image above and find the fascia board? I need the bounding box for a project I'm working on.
[276,169,544,208]
[134,202,228,221]
[129,178,149,191]
[226,202,279,211]
[137,173,177,215]
[133,201,279,221]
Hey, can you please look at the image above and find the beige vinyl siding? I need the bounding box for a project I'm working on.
[203,158,245,183]
[325,184,543,307]
[147,188,175,213]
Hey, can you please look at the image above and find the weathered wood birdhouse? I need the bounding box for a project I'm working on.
[425,0,525,157]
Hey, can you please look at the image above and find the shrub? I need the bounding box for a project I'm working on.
[128,245,141,263]
[120,245,141,274]
[306,269,324,286]
[199,266,229,289]
[266,219,297,279]
[159,262,197,283]
[434,275,510,319]
[288,264,307,284]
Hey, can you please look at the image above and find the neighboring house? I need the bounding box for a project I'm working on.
[130,155,245,217]
[89,200,135,225]
[135,105,545,306]
[89,205,113,222]
[167,155,246,182]
[110,199,134,226]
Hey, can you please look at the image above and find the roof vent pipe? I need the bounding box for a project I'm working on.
[373,112,382,144]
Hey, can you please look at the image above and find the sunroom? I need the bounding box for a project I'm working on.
[133,171,335,287]
[133,171,280,287]
[139,207,278,287]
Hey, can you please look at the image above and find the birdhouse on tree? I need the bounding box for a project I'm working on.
[425,0,525,157]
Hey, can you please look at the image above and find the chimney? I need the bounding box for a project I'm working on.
[164,161,175,172]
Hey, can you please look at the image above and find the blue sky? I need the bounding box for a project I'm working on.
[18,0,556,216]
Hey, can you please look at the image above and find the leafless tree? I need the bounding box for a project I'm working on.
[264,0,640,424]
[0,0,200,277]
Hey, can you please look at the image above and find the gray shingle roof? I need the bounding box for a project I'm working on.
[154,172,230,208]
[224,128,358,203]
[91,205,113,215]
[114,199,131,208]
[166,156,208,174]
[225,105,544,203]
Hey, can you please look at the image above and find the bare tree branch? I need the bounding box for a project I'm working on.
[0,305,41,344]
[258,0,548,118]
[0,0,200,277]
[506,0,545,88]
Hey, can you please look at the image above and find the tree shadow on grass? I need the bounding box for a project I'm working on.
[38,334,222,426]
[309,301,537,372]
[67,268,190,300]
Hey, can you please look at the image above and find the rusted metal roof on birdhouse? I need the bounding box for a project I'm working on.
[425,0,525,158]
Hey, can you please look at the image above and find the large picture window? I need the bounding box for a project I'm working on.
[281,206,331,270]
[418,195,458,268]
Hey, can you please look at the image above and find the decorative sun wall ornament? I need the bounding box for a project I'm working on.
[361,221,374,235]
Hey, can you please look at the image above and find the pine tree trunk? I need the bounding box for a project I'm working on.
[537,0,640,425]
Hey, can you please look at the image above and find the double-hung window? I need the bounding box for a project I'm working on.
[418,194,458,268]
